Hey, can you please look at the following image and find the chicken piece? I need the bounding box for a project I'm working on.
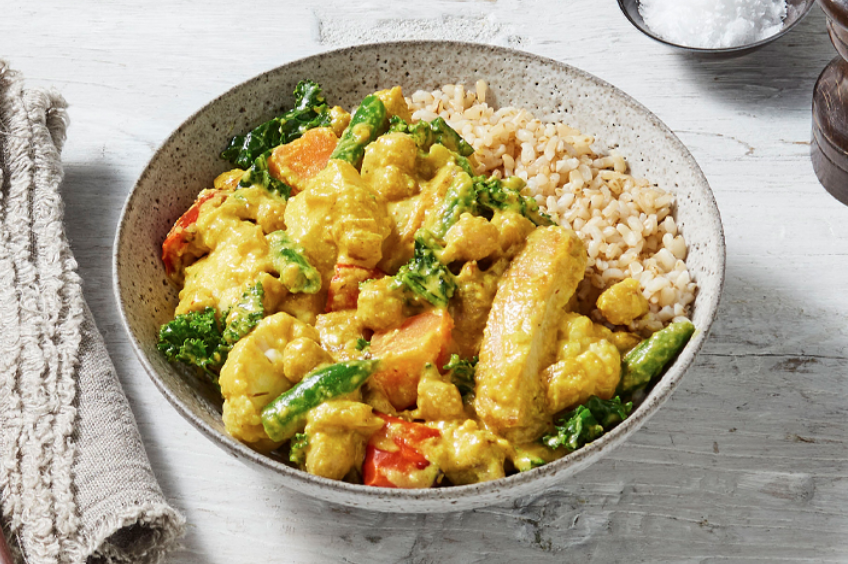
[473,226,587,444]
[303,400,384,481]
[284,160,391,279]
[596,278,648,326]
[449,259,508,358]
[543,312,622,414]
[219,312,322,451]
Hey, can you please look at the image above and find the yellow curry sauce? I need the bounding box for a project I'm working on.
[161,85,665,488]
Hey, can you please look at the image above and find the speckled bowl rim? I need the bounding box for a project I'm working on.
[114,40,725,511]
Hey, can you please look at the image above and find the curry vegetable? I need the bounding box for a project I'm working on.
[160,81,696,487]
[431,173,478,238]
[388,116,474,157]
[267,231,322,294]
[393,229,456,307]
[474,175,555,227]
[237,149,293,199]
[221,80,332,169]
[330,94,389,168]
[157,307,225,380]
[221,282,266,348]
[289,432,309,467]
[542,395,632,452]
[618,320,696,393]
[443,354,477,402]
[157,282,265,381]
[261,360,381,442]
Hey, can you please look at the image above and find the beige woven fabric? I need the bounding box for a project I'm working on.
[0,61,185,563]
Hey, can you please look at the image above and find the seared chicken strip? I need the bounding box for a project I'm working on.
[473,226,587,444]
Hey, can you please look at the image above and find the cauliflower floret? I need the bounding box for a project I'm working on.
[361,132,418,202]
[356,278,405,331]
[596,278,649,326]
[373,86,413,122]
[543,312,621,414]
[302,400,384,481]
[424,420,511,486]
[314,310,369,361]
[440,213,500,263]
[412,365,465,422]
[219,312,323,451]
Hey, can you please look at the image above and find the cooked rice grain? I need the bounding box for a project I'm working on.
[407,83,697,335]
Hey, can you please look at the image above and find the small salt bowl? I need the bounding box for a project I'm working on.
[617,0,817,55]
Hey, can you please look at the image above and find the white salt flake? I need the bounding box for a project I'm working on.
[639,0,787,49]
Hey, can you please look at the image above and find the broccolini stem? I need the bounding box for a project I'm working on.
[618,320,696,393]
[330,95,389,168]
[261,360,381,442]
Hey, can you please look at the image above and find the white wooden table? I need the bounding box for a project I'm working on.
[5,1,848,561]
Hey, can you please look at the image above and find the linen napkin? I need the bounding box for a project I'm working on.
[0,62,185,563]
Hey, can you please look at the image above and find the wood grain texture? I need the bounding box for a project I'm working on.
[3,0,848,561]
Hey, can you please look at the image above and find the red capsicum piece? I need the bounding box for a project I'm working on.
[161,189,228,283]
[363,413,441,488]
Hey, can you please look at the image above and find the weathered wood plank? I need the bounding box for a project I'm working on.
[3,0,847,562]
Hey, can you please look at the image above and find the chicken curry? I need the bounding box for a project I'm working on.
[157,81,694,487]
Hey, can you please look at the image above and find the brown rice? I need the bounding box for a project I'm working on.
[407,82,697,335]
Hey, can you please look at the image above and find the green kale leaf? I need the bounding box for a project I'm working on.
[393,229,456,307]
[221,282,265,349]
[237,149,293,199]
[542,396,632,452]
[474,175,555,227]
[157,282,266,383]
[267,231,322,294]
[157,307,225,381]
[430,173,478,238]
[221,79,332,170]
[443,354,478,402]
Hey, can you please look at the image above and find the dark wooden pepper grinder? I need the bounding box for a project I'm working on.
[813,0,848,203]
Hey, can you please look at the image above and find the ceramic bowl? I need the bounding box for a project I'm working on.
[113,41,725,513]
[617,0,817,55]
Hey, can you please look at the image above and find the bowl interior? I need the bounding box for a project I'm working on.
[618,0,817,54]
[114,41,725,512]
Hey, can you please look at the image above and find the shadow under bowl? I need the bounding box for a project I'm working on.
[617,0,817,56]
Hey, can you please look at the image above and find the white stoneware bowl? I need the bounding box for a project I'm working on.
[114,41,725,513]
